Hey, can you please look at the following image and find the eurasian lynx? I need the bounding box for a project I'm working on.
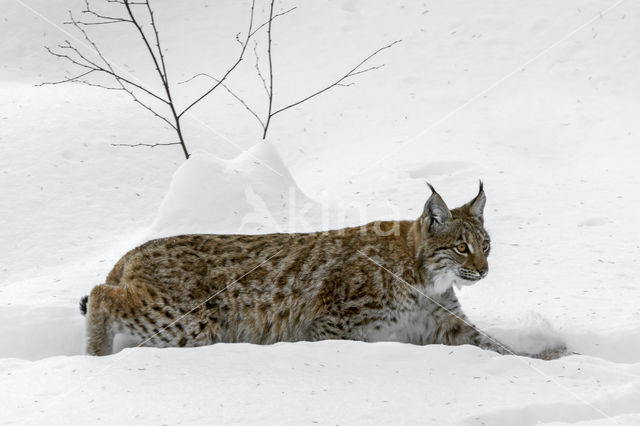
[81,183,565,359]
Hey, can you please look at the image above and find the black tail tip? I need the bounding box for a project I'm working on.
[79,295,89,316]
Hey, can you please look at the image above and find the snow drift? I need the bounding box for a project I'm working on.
[149,142,320,238]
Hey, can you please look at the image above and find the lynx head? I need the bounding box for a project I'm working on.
[415,182,491,295]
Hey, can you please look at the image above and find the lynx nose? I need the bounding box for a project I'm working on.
[478,267,488,278]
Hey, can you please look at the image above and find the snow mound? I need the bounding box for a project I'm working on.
[486,311,567,356]
[149,142,319,238]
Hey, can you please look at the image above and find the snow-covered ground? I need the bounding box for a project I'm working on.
[2,0,640,424]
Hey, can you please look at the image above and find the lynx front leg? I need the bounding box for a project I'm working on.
[531,345,571,360]
[307,317,347,342]
[85,283,142,356]
[437,318,569,359]
[436,318,516,355]
[466,325,515,355]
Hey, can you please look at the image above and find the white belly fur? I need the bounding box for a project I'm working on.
[362,309,438,344]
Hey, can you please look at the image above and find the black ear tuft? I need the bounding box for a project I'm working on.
[466,180,486,222]
[79,295,89,316]
[422,185,452,231]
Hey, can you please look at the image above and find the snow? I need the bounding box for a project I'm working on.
[3,342,640,425]
[2,0,640,424]
[149,143,318,238]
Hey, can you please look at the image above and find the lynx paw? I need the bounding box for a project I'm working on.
[533,344,574,360]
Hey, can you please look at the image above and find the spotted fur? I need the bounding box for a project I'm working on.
[83,183,565,359]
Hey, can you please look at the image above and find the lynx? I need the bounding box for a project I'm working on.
[81,183,566,359]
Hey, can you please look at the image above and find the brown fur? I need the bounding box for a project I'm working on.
[84,184,566,359]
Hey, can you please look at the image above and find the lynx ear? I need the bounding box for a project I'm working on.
[422,183,452,231]
[465,180,486,223]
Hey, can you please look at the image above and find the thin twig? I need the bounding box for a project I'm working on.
[270,40,401,118]
[145,0,169,84]
[220,85,265,129]
[41,0,189,158]
[35,69,95,86]
[78,0,132,24]
[256,1,400,139]
[247,6,296,38]
[122,0,167,87]
[64,8,174,134]
[179,73,265,129]
[111,142,181,148]
[177,3,295,118]
[253,41,270,97]
[134,0,189,158]
[262,0,276,139]
[72,80,125,90]
[178,0,257,118]
[64,13,170,104]
[106,0,146,4]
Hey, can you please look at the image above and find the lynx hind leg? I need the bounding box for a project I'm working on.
[85,283,156,355]
[85,284,124,356]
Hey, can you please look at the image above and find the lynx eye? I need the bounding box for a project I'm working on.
[482,240,490,252]
[454,243,468,254]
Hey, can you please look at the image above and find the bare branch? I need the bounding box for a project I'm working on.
[253,41,269,97]
[180,73,265,129]
[106,0,146,4]
[42,0,189,159]
[126,88,177,129]
[42,45,97,76]
[220,85,265,129]
[57,40,103,69]
[105,0,142,4]
[111,142,181,148]
[347,64,385,77]
[248,6,296,38]
[176,74,202,85]
[121,0,189,159]
[254,0,400,141]
[63,11,170,104]
[270,39,401,118]
[144,0,169,83]
[177,3,295,119]
[72,80,125,90]
[178,0,257,118]
[35,69,94,86]
[234,32,244,48]
[122,0,167,87]
[262,0,276,139]
[66,19,129,25]
[80,0,132,23]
